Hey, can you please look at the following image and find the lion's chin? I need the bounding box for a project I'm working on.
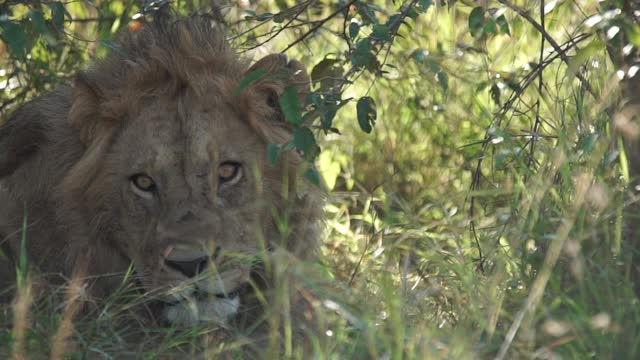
[153,267,255,325]
[162,294,240,326]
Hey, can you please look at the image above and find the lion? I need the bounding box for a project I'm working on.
[0,12,323,339]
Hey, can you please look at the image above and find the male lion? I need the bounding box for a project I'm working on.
[0,12,322,334]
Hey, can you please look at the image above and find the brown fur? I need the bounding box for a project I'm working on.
[0,13,322,334]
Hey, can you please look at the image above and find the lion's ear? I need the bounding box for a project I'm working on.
[69,72,114,144]
[246,54,310,118]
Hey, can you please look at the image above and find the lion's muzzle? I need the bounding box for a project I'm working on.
[159,245,253,325]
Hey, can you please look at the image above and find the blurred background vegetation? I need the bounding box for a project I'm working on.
[1,0,640,358]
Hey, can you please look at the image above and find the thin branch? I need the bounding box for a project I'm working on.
[528,0,545,170]
[228,19,272,42]
[281,0,358,53]
[497,0,595,97]
[241,1,315,51]
[68,17,117,23]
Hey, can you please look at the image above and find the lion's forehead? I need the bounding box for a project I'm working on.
[125,101,263,169]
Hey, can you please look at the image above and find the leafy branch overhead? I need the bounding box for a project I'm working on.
[237,0,434,183]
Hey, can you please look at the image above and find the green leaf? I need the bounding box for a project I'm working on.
[309,92,322,106]
[417,0,433,12]
[406,7,420,20]
[304,166,321,186]
[469,7,485,38]
[268,144,281,165]
[311,58,342,90]
[273,13,285,23]
[320,107,337,130]
[386,14,400,28]
[235,69,267,95]
[29,10,48,35]
[490,83,501,106]
[413,49,427,63]
[293,127,318,157]
[437,71,448,91]
[497,15,510,36]
[349,22,360,39]
[506,79,521,92]
[352,39,374,67]
[279,86,303,125]
[0,21,28,57]
[357,96,377,133]
[483,19,498,34]
[255,12,274,21]
[47,2,66,29]
[372,24,390,41]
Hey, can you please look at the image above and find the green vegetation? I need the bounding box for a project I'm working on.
[1,0,639,358]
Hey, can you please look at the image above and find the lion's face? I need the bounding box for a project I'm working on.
[68,51,315,324]
[98,82,294,324]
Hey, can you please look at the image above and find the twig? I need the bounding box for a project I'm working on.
[497,0,595,97]
[281,0,358,53]
[528,0,545,170]
[68,17,117,23]
[241,1,315,52]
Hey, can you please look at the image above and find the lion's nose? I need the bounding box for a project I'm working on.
[164,256,209,278]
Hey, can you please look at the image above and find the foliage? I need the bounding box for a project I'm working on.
[1,0,640,358]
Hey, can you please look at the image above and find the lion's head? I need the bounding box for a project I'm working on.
[0,14,322,325]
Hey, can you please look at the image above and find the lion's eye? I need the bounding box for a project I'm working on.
[130,174,156,197]
[218,162,242,185]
